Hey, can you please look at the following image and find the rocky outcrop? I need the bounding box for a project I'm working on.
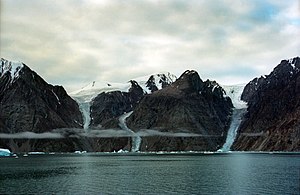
[233,57,300,151]
[127,70,233,151]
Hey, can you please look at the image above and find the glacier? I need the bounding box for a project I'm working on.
[119,111,141,152]
[219,84,247,152]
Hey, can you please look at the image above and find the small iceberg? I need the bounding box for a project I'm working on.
[28,152,46,155]
[74,151,87,154]
[0,148,12,156]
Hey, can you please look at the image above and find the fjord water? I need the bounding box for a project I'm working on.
[0,153,299,194]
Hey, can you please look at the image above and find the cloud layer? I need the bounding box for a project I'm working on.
[1,0,299,91]
[0,129,208,139]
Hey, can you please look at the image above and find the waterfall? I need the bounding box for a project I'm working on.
[219,84,247,152]
[119,111,141,152]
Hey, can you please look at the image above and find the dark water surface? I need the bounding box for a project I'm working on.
[0,153,299,194]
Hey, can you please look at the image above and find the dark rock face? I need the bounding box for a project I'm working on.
[127,70,233,151]
[233,57,300,151]
[0,58,83,152]
[90,80,144,128]
[241,76,265,102]
[0,59,83,134]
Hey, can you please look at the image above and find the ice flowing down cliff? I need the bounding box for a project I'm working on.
[119,111,141,152]
[219,84,247,152]
[72,97,91,130]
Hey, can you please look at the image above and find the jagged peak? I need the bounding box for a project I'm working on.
[144,72,177,93]
[1,58,24,81]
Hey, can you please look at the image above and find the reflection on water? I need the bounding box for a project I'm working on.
[0,153,299,194]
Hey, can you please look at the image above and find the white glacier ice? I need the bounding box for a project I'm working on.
[119,111,141,152]
[72,96,91,130]
[221,84,247,109]
[218,84,247,152]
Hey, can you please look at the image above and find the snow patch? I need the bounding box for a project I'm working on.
[51,90,61,105]
[1,58,24,82]
[288,58,295,69]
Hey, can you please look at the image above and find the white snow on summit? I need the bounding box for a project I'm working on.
[70,72,177,102]
[133,72,177,94]
[1,58,24,81]
[70,81,132,103]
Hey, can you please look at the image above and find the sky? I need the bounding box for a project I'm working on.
[1,0,299,92]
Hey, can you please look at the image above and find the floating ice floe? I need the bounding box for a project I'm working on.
[0,148,12,156]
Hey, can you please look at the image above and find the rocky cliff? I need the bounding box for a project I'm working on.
[127,70,233,151]
[0,58,83,152]
[233,57,300,151]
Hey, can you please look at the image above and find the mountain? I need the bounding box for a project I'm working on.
[70,72,177,130]
[233,57,300,151]
[0,58,83,152]
[127,70,233,151]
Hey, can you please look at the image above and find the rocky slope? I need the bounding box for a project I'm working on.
[233,57,300,151]
[90,80,144,129]
[127,70,233,151]
[0,58,83,152]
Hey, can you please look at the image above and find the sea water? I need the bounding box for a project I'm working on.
[0,153,299,194]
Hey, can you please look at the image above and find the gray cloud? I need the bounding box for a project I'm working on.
[1,0,299,91]
[0,128,211,139]
[0,132,64,139]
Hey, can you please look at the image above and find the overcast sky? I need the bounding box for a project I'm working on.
[1,0,299,92]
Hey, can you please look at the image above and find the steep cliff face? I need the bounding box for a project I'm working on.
[233,57,300,151]
[127,70,233,151]
[0,58,83,152]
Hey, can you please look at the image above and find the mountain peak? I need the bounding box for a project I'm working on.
[0,58,24,81]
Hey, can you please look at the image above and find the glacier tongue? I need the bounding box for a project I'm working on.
[218,108,246,152]
[119,111,141,152]
[72,96,91,130]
